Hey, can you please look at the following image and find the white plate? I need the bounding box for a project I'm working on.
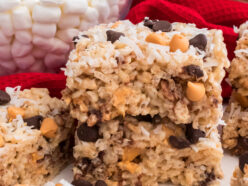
[51,152,238,186]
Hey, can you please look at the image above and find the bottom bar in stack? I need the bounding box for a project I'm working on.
[0,87,74,186]
[72,116,223,186]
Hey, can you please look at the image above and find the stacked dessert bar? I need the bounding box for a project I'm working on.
[0,87,74,186]
[223,21,248,185]
[63,19,230,185]
[223,21,248,155]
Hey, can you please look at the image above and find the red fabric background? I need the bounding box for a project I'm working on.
[1,0,248,98]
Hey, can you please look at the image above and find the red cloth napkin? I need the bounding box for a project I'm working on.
[1,0,248,98]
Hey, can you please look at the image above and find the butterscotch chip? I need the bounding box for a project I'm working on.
[40,118,58,138]
[7,106,25,120]
[186,81,205,102]
[118,161,141,174]
[122,147,142,161]
[169,34,189,52]
[0,135,5,147]
[145,32,168,45]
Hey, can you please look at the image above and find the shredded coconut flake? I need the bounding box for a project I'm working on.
[119,36,144,59]
[140,126,150,137]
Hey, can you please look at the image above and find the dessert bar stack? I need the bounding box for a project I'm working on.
[222,21,248,185]
[223,21,248,155]
[0,87,74,186]
[63,19,230,185]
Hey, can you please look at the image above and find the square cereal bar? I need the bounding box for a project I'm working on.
[72,116,223,186]
[0,87,74,186]
[222,21,248,155]
[63,19,230,130]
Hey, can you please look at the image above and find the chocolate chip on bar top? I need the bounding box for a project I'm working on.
[106,30,125,43]
[189,34,208,51]
[24,115,44,129]
[0,90,11,105]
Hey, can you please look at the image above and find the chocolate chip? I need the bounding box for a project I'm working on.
[199,171,216,186]
[152,21,172,32]
[240,152,248,173]
[98,151,105,162]
[80,158,94,175]
[72,35,89,46]
[72,179,93,186]
[82,157,91,165]
[77,124,100,142]
[144,18,155,29]
[189,34,207,51]
[238,136,248,150]
[183,65,204,78]
[95,180,107,186]
[24,115,43,129]
[169,136,190,149]
[0,90,11,105]
[72,36,79,46]
[185,124,205,144]
[106,30,124,43]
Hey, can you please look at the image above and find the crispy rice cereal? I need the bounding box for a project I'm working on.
[63,19,229,130]
[0,87,74,186]
[73,116,223,186]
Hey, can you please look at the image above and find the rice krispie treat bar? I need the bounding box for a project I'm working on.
[63,18,230,130]
[222,21,248,155]
[231,152,248,186]
[72,116,223,186]
[0,87,74,186]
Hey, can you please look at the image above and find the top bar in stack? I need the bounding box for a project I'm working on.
[63,18,229,129]
[222,21,248,155]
